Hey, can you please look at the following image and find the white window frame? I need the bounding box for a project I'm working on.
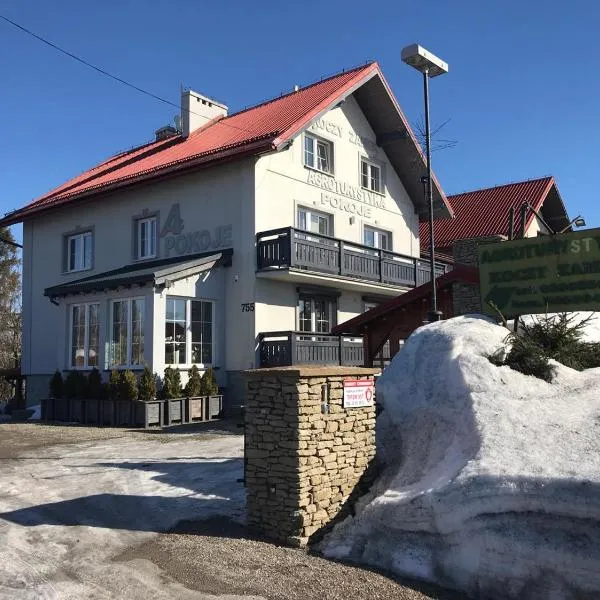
[297,296,336,335]
[66,231,92,273]
[363,225,391,251]
[137,216,157,260]
[164,297,215,369]
[108,297,146,369]
[297,206,333,237]
[304,133,334,175]
[69,302,100,369]
[360,157,383,194]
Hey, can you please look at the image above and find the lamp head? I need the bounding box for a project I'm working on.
[401,44,449,77]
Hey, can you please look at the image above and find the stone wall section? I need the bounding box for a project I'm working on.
[244,367,377,547]
[452,235,506,315]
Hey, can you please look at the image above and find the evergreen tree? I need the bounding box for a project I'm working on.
[200,368,219,396]
[138,366,156,401]
[0,227,21,400]
[119,370,138,401]
[162,367,182,399]
[184,365,203,397]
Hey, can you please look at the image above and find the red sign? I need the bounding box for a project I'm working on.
[343,379,374,408]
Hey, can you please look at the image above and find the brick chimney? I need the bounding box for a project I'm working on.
[181,90,228,138]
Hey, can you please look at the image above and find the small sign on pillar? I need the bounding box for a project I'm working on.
[343,379,374,408]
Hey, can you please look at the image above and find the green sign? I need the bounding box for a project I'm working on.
[478,228,600,317]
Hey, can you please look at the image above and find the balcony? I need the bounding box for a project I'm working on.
[258,331,391,368]
[256,227,450,290]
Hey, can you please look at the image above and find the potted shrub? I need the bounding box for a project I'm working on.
[115,370,138,426]
[201,368,223,420]
[184,365,205,422]
[136,366,162,428]
[101,369,121,426]
[85,368,103,425]
[162,367,185,426]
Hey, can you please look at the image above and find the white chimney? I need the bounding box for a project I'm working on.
[181,90,228,137]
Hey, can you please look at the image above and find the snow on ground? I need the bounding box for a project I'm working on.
[320,315,600,599]
[0,429,246,599]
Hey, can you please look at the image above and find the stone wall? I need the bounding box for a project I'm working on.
[244,366,378,547]
[452,235,506,315]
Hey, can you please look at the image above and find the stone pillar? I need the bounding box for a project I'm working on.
[243,366,378,547]
[452,235,506,315]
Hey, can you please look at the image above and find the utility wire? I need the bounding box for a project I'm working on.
[0,14,253,136]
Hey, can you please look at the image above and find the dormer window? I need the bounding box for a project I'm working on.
[304,134,334,175]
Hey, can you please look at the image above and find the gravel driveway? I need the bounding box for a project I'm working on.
[0,422,463,599]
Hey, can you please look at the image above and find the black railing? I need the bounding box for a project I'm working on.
[258,331,366,368]
[256,227,450,287]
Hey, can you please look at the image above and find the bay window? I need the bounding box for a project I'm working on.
[165,298,214,366]
[70,303,99,368]
[109,298,145,368]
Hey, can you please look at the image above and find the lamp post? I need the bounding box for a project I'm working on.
[401,44,448,323]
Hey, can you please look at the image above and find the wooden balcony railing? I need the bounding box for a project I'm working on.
[256,227,450,287]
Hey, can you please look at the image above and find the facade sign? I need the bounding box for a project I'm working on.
[160,203,233,257]
[478,228,600,317]
[306,171,386,209]
[343,379,374,408]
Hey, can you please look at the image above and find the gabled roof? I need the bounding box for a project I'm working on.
[1,62,452,227]
[44,249,232,299]
[420,176,570,252]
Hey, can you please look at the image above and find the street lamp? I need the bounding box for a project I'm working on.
[401,44,448,323]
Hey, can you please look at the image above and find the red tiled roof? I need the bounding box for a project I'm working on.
[420,176,557,252]
[4,62,449,226]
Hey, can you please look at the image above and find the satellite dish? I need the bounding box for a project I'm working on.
[174,114,182,132]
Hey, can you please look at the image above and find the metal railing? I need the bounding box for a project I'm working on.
[256,227,450,287]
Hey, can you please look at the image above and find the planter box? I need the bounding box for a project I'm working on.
[115,401,134,427]
[85,398,101,425]
[164,398,186,426]
[54,398,71,422]
[99,400,117,426]
[69,398,86,423]
[41,398,55,421]
[186,396,206,422]
[207,395,223,420]
[134,400,164,429]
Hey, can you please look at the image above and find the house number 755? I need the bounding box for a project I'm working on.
[241,303,255,312]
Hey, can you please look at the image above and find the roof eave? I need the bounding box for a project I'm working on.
[0,139,274,227]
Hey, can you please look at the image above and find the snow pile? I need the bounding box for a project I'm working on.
[321,315,600,599]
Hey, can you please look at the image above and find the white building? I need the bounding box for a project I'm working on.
[0,62,453,411]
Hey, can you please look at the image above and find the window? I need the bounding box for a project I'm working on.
[297,207,332,236]
[304,134,334,174]
[70,303,99,368]
[137,217,157,259]
[298,296,336,334]
[165,298,214,366]
[109,298,145,368]
[364,226,391,251]
[361,159,382,193]
[66,232,92,272]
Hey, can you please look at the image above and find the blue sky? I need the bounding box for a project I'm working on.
[1,0,598,244]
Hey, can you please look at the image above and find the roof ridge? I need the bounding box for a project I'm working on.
[221,62,376,121]
[448,175,554,198]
